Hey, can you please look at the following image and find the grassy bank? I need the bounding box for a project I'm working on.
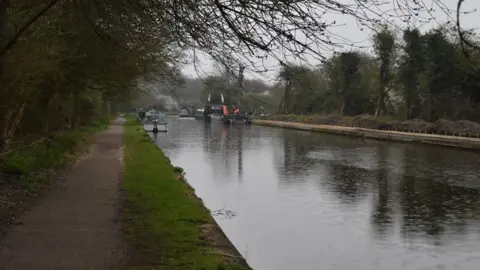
[253,119,480,150]
[0,115,114,231]
[123,119,250,270]
[261,114,480,138]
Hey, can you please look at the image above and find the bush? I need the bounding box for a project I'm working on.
[0,117,112,176]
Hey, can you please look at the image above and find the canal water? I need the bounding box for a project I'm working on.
[155,117,480,270]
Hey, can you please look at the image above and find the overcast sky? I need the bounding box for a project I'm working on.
[181,0,480,83]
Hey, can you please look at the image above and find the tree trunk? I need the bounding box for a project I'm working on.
[0,1,8,44]
[0,0,10,75]
[375,64,388,116]
[278,96,285,113]
[375,99,380,116]
[71,92,81,129]
[282,80,291,113]
[405,97,412,119]
[1,102,26,152]
[43,92,59,133]
[375,91,386,116]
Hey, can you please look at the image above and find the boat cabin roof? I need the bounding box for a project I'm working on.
[143,111,166,123]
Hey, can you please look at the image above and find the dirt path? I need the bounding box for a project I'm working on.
[0,119,125,270]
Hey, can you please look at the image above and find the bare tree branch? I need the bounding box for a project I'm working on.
[0,0,61,57]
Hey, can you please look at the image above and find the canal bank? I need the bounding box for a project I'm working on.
[252,119,480,150]
[148,117,480,270]
[123,119,251,270]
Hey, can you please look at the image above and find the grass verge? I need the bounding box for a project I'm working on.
[123,118,251,270]
[0,115,115,232]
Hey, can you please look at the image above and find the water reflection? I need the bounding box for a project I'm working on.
[370,146,394,238]
[398,173,480,241]
[158,117,480,270]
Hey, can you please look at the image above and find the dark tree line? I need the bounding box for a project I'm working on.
[0,0,181,154]
[278,26,480,122]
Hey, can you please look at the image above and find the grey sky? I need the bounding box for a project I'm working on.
[181,0,480,83]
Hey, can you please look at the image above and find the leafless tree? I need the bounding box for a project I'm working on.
[2,0,478,72]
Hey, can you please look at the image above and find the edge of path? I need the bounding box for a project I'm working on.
[0,116,126,269]
[123,116,252,270]
[0,117,114,238]
[252,119,480,150]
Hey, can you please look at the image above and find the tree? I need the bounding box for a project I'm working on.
[422,30,459,121]
[373,28,396,116]
[0,0,9,73]
[399,28,424,119]
[278,64,314,114]
[0,0,180,153]
[336,52,363,116]
[2,1,474,75]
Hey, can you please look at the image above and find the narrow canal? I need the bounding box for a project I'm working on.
[155,117,480,270]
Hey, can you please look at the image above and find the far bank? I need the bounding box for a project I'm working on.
[252,119,480,150]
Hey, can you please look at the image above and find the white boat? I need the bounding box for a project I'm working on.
[210,113,224,121]
[142,111,168,132]
[143,122,168,132]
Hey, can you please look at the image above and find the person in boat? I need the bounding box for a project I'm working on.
[234,107,240,114]
[152,123,159,138]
